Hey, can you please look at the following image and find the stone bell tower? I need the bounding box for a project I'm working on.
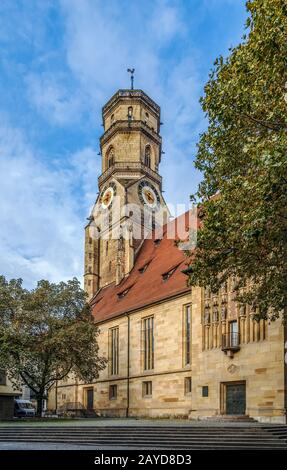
[84,78,169,300]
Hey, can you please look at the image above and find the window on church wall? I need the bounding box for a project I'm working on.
[142,316,154,371]
[110,114,115,125]
[184,377,192,395]
[142,381,152,397]
[109,327,119,376]
[109,384,117,400]
[183,305,191,366]
[202,281,267,351]
[127,106,133,120]
[144,111,149,125]
[144,145,151,168]
[229,320,239,348]
[202,386,209,397]
[0,369,6,385]
[107,147,115,168]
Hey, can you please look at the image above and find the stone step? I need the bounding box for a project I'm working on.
[0,432,275,439]
[0,432,266,437]
[0,429,274,436]
[0,425,286,449]
[0,434,284,443]
[0,435,273,441]
[0,438,285,449]
[0,427,267,432]
[0,432,279,440]
[263,428,287,441]
[0,426,265,431]
[204,415,256,422]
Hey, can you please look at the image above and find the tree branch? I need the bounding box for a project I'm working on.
[230,105,286,131]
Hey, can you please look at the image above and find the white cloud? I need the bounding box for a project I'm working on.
[71,146,101,212]
[26,73,85,126]
[0,0,209,286]
[0,0,246,286]
[0,116,84,287]
[149,2,185,44]
[59,0,187,99]
[59,0,204,206]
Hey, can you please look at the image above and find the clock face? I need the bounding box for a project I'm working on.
[100,182,117,209]
[138,180,160,210]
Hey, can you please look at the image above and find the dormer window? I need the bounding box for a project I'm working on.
[144,145,151,168]
[117,284,134,299]
[162,265,179,282]
[138,262,150,274]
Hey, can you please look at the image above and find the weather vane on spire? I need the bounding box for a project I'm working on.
[127,68,135,90]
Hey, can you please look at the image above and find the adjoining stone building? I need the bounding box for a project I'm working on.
[49,87,287,423]
[0,370,21,420]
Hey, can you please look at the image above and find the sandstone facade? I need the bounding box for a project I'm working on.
[48,87,287,423]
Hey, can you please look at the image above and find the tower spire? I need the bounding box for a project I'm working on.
[127,68,135,90]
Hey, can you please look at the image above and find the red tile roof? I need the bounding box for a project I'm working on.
[91,211,195,323]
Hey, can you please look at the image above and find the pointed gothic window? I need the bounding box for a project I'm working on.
[144,145,151,168]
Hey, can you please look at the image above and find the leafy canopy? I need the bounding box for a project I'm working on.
[189,0,287,320]
[0,276,106,411]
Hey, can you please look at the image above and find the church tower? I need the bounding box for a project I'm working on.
[84,81,169,300]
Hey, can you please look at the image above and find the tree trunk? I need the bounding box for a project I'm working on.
[36,393,44,417]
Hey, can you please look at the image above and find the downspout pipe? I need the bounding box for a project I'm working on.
[126,314,130,418]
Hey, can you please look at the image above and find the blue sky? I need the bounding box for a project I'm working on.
[0,0,248,287]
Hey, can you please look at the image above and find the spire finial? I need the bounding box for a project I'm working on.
[127,68,135,90]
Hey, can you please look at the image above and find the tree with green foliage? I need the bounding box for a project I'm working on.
[0,276,106,416]
[189,0,287,320]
